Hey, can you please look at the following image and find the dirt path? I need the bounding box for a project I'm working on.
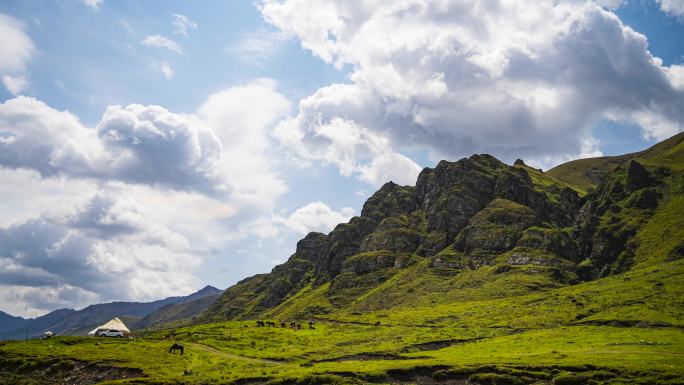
[186,342,284,365]
[310,316,445,329]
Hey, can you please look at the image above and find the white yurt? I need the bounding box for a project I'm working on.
[87,317,130,337]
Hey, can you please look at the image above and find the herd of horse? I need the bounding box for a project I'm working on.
[254,320,316,330]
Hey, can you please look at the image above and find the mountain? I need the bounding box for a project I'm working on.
[0,286,222,340]
[201,132,684,322]
[133,292,222,329]
[179,285,222,303]
[0,311,27,334]
[547,131,684,193]
[0,308,77,340]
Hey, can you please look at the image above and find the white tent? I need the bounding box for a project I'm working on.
[87,317,130,337]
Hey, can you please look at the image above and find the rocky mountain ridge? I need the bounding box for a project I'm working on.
[202,132,684,321]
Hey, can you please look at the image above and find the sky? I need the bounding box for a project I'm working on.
[0,0,682,318]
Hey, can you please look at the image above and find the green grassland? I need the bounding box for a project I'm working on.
[2,258,682,384]
[2,133,683,384]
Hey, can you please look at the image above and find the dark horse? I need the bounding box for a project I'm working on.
[169,343,184,356]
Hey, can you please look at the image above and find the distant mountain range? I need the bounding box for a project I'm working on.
[0,285,222,340]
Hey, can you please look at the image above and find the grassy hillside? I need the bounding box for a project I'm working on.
[547,132,684,193]
[1,132,682,384]
[1,259,682,384]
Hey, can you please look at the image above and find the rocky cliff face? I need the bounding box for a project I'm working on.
[202,135,682,321]
[574,160,668,279]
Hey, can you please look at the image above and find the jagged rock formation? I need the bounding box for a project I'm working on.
[202,133,684,322]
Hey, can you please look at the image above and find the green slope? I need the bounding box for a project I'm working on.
[547,131,684,193]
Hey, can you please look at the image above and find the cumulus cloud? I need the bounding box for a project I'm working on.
[275,112,422,186]
[0,81,293,316]
[657,0,684,19]
[98,103,224,191]
[0,79,291,200]
[260,0,684,170]
[0,168,96,227]
[277,201,354,235]
[0,96,106,177]
[0,96,225,193]
[0,14,34,95]
[196,78,291,213]
[141,34,184,54]
[173,13,197,36]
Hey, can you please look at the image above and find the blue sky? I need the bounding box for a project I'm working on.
[0,0,682,317]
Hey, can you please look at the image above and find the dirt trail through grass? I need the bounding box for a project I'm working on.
[186,342,284,365]
[311,316,443,329]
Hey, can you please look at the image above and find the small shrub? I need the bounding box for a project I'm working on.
[360,373,388,382]
[469,372,533,385]
[432,367,478,380]
[552,374,594,385]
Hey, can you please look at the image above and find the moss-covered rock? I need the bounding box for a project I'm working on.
[517,227,578,260]
[341,251,396,274]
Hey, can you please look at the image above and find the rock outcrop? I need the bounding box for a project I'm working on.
[201,135,681,321]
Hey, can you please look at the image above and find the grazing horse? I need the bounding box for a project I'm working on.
[281,322,286,328]
[570,298,585,309]
[308,321,315,329]
[169,343,184,356]
[374,321,381,327]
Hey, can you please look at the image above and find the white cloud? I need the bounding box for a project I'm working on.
[141,34,184,54]
[260,0,684,171]
[0,284,99,318]
[197,78,291,213]
[0,96,225,192]
[594,0,626,9]
[2,74,28,95]
[159,61,174,79]
[277,201,354,235]
[275,113,422,186]
[0,96,106,177]
[173,13,197,36]
[0,188,200,317]
[0,79,291,201]
[666,64,684,89]
[0,14,34,95]
[657,0,684,20]
[630,110,683,140]
[0,81,294,316]
[0,168,96,227]
[81,0,103,10]
[227,29,288,66]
